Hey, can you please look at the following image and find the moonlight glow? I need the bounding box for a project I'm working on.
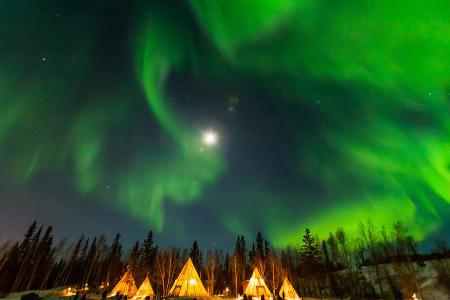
[202,130,218,147]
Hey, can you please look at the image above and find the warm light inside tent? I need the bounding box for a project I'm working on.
[168,257,208,297]
[64,287,76,296]
[244,268,272,300]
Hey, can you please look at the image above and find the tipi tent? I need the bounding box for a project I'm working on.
[109,269,138,297]
[133,276,155,299]
[278,277,301,300]
[243,268,272,299]
[168,257,208,297]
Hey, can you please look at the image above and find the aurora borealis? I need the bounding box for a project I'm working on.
[0,0,449,248]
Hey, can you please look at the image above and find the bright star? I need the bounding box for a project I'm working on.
[202,130,218,147]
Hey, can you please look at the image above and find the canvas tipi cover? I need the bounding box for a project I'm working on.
[244,268,272,299]
[133,276,154,299]
[168,257,208,297]
[109,269,138,297]
[279,277,300,300]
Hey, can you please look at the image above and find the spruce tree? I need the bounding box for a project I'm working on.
[264,240,270,258]
[190,241,203,272]
[224,253,231,289]
[12,222,39,291]
[140,231,157,275]
[20,221,37,256]
[239,235,247,279]
[0,242,20,293]
[27,226,53,289]
[64,236,84,286]
[249,242,255,263]
[83,237,98,285]
[128,240,140,273]
[107,233,123,285]
[256,232,265,259]
[79,239,90,263]
[299,228,322,296]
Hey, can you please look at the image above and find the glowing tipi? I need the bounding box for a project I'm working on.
[278,277,301,300]
[133,276,154,299]
[109,268,138,297]
[243,268,272,299]
[168,257,208,297]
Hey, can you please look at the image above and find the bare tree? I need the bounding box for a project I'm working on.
[266,250,282,294]
[391,222,422,297]
[335,228,353,273]
[358,220,385,298]
[231,254,239,296]
[431,240,450,293]
[328,228,356,296]
[156,247,180,296]
[280,247,296,284]
[205,250,218,295]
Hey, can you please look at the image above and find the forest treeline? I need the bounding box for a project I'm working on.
[0,221,449,299]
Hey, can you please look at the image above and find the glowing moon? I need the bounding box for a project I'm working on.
[202,130,218,146]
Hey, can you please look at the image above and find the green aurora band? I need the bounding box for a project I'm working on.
[0,0,449,246]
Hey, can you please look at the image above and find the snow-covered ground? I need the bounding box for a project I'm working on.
[0,288,101,300]
[359,259,449,299]
[1,290,62,300]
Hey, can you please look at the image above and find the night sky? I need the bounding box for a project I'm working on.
[1,0,449,249]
